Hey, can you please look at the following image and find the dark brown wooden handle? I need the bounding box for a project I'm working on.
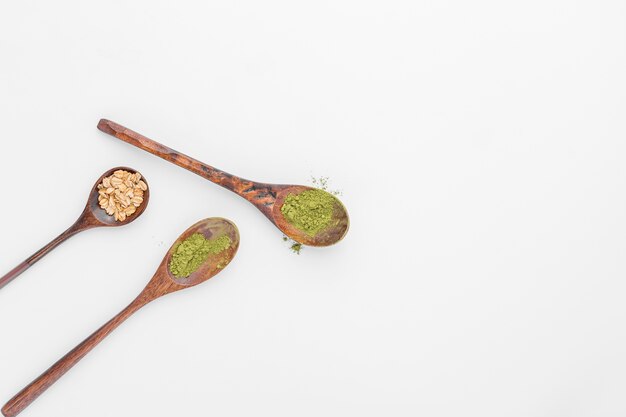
[0,225,83,291]
[0,263,30,291]
[97,119,281,219]
[98,119,249,193]
[1,297,147,417]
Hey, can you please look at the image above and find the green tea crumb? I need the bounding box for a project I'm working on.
[169,233,231,278]
[290,242,302,255]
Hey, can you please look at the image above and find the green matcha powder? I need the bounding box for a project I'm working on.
[280,189,337,236]
[169,233,231,278]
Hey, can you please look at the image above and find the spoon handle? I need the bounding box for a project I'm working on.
[98,119,252,193]
[1,297,147,417]
[97,119,280,218]
[0,223,84,291]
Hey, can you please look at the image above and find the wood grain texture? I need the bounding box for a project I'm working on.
[97,119,349,246]
[1,218,240,417]
[0,167,149,291]
[0,263,29,290]
[98,119,282,219]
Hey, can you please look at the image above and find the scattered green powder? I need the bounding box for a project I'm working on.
[311,176,342,196]
[280,189,337,236]
[290,242,303,255]
[169,233,231,278]
[282,235,301,255]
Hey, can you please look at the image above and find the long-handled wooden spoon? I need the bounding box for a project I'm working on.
[97,119,349,247]
[0,167,149,291]
[1,218,239,417]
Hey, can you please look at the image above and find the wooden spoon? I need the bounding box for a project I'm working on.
[1,218,240,417]
[0,167,150,291]
[97,119,349,247]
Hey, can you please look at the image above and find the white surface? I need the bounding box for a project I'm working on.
[1,1,625,416]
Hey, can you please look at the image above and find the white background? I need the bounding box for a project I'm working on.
[0,1,625,416]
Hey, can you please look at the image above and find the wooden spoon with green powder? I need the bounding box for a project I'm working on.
[97,119,350,247]
[2,218,239,417]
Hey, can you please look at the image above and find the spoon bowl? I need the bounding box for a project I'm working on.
[1,218,238,417]
[155,217,239,289]
[272,185,349,246]
[85,166,150,227]
[0,166,149,291]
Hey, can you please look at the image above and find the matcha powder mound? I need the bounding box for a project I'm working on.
[280,189,337,236]
[169,233,231,278]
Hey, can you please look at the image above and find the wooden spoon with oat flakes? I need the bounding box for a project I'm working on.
[0,167,149,291]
